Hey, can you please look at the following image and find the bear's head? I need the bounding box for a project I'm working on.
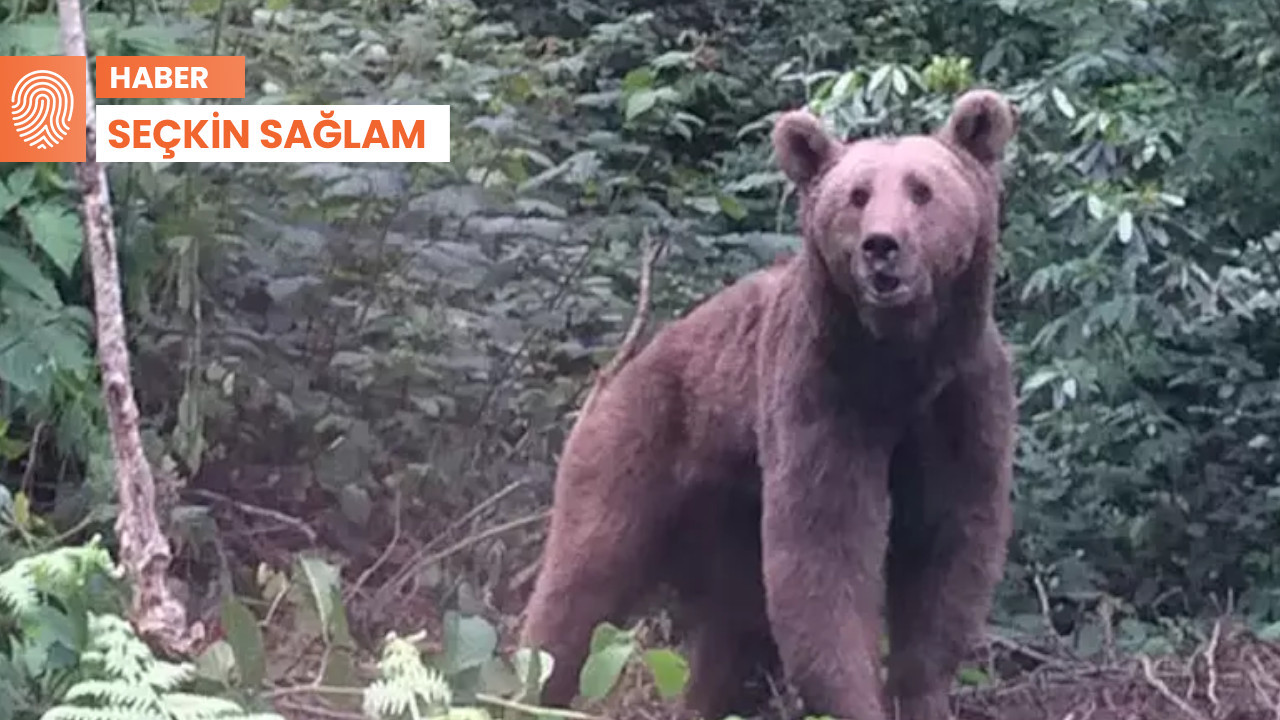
[772,89,1016,340]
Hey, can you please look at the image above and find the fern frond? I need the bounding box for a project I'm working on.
[77,614,194,689]
[0,538,118,619]
[41,611,286,720]
[144,656,196,691]
[363,632,454,719]
[0,568,40,616]
[62,679,159,709]
[41,708,168,720]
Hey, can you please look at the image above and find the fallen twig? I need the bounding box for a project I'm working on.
[344,491,403,602]
[1246,650,1280,720]
[190,488,318,543]
[376,511,550,600]
[987,631,1065,667]
[1139,654,1211,720]
[1206,617,1223,710]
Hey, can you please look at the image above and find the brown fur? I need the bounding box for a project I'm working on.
[520,89,1018,720]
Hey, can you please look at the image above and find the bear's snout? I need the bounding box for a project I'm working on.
[861,233,900,267]
[851,230,921,308]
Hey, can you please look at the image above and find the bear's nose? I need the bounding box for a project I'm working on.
[861,233,900,264]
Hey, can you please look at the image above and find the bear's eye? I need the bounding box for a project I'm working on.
[908,179,933,205]
[850,187,871,208]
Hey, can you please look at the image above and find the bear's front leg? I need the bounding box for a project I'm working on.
[885,343,1016,720]
[759,397,893,720]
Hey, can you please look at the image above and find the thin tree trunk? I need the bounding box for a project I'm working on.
[56,0,203,656]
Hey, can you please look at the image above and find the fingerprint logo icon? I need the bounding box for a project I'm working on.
[10,69,75,151]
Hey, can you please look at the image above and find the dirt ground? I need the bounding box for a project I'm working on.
[188,469,1280,720]
[598,622,1280,720]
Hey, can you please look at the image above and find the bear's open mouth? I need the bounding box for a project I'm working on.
[871,271,902,295]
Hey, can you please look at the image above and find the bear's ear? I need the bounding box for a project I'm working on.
[939,89,1017,165]
[772,110,838,186]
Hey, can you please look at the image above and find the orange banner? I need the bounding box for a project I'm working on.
[95,56,245,98]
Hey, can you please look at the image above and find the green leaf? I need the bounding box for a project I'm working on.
[0,168,34,217]
[1116,210,1134,243]
[956,664,990,686]
[512,647,554,701]
[622,67,655,92]
[716,193,748,221]
[1085,194,1106,220]
[17,204,81,276]
[1049,87,1076,119]
[338,485,372,525]
[220,595,267,687]
[641,648,689,699]
[866,64,892,94]
[625,90,659,121]
[1258,622,1280,642]
[1020,368,1057,394]
[578,622,636,700]
[0,246,61,306]
[193,639,238,686]
[828,71,859,101]
[293,555,348,646]
[891,67,908,96]
[442,611,499,676]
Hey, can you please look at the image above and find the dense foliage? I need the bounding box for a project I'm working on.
[2,0,1280,713]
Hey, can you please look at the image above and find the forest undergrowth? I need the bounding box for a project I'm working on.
[3,0,1280,717]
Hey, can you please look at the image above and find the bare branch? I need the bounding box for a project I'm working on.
[57,0,202,655]
[578,229,667,417]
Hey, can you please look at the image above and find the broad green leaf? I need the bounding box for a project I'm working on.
[625,90,659,121]
[338,484,372,526]
[0,324,53,395]
[442,611,499,675]
[293,555,347,646]
[220,595,267,687]
[642,648,689,698]
[622,67,655,92]
[0,168,34,216]
[193,639,238,686]
[578,622,636,700]
[17,204,81,276]
[0,246,61,307]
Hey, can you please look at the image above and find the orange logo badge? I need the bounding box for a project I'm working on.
[0,56,87,162]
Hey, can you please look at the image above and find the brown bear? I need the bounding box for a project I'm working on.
[520,88,1018,720]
